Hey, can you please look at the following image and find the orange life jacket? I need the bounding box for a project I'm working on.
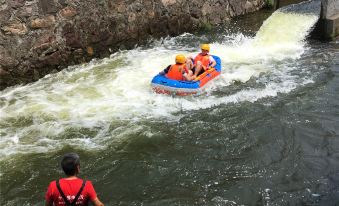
[166,64,188,81]
[194,53,210,68]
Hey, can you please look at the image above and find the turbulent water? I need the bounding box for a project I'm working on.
[1,1,338,205]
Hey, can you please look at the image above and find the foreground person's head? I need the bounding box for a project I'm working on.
[61,153,80,176]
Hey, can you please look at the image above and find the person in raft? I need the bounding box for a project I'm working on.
[160,54,195,81]
[45,153,104,206]
[188,44,217,78]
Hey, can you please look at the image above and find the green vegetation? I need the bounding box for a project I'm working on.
[200,21,213,32]
[266,0,274,8]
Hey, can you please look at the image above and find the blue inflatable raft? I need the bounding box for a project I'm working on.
[151,55,222,96]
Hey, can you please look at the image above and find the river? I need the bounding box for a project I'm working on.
[1,1,338,205]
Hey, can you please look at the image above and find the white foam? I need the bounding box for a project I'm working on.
[0,10,320,158]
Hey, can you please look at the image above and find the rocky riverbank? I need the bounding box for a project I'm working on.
[0,0,265,90]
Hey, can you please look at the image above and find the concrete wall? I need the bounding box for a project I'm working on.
[321,0,339,39]
[323,0,339,18]
[273,0,306,10]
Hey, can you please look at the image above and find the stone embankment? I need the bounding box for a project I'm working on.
[0,0,265,90]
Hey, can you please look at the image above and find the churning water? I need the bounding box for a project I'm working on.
[1,1,338,205]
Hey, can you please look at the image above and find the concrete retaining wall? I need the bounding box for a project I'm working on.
[273,0,306,10]
[321,0,339,39]
[324,0,339,18]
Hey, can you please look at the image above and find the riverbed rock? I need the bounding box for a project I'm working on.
[0,0,266,90]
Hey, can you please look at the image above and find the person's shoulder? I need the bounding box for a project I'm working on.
[48,180,57,186]
[84,180,96,192]
[84,180,94,186]
[46,180,57,190]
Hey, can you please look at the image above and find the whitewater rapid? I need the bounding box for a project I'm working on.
[0,6,320,158]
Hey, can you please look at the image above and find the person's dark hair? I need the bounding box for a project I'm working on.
[61,153,80,176]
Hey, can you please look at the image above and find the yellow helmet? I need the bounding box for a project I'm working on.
[200,44,210,52]
[175,54,186,64]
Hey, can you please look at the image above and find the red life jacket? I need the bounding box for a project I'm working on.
[166,64,188,81]
[194,53,210,68]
